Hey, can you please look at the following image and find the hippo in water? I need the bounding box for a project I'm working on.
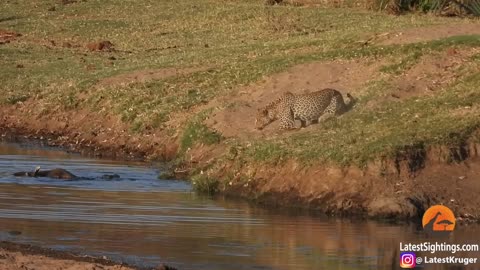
[13,166,77,180]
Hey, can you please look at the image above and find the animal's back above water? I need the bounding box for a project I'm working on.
[13,168,77,179]
[255,88,353,130]
[40,168,76,179]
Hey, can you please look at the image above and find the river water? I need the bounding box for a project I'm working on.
[0,142,479,270]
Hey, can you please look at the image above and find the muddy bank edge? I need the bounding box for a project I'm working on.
[1,107,480,224]
[0,241,176,270]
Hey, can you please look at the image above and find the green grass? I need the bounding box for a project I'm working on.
[191,174,220,195]
[179,110,222,153]
[1,0,480,168]
[379,50,423,74]
[367,0,480,15]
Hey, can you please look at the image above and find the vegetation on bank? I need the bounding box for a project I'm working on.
[180,109,222,154]
[371,0,480,15]
[276,0,480,16]
[1,0,480,182]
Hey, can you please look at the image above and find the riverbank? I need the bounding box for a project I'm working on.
[0,241,175,270]
[2,0,480,220]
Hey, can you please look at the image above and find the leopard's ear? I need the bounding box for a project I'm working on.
[259,108,268,115]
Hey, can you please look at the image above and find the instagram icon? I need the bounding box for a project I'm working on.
[400,252,416,269]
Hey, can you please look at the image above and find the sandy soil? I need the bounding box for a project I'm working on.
[369,47,480,106]
[96,66,213,87]
[0,29,21,45]
[0,241,175,270]
[206,58,383,138]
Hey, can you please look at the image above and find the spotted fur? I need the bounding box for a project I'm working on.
[255,88,353,130]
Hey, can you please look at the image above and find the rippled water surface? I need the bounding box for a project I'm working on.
[0,142,479,270]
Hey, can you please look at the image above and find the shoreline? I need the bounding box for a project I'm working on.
[0,121,152,162]
[0,241,176,270]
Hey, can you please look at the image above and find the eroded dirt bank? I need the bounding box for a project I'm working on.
[0,108,178,161]
[203,142,480,223]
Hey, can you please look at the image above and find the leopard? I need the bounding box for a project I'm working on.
[255,88,354,130]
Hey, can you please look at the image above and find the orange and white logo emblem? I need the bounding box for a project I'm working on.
[422,205,456,234]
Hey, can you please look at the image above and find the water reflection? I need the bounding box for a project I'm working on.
[0,142,479,269]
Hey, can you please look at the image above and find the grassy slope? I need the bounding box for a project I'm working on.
[247,45,480,166]
[1,0,480,168]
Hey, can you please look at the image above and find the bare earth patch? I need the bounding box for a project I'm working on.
[0,29,21,45]
[86,40,115,52]
[0,241,177,270]
[96,66,211,87]
[206,59,384,138]
[0,250,132,270]
[0,242,131,270]
[377,23,480,46]
[371,47,480,106]
[393,48,478,94]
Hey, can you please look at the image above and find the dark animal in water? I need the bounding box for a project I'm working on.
[13,166,77,180]
[101,174,120,180]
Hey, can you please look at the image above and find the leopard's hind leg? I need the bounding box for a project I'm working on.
[300,119,313,128]
[278,107,296,130]
[300,120,307,128]
[318,95,343,123]
[318,112,335,123]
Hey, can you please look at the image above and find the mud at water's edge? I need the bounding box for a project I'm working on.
[0,107,179,162]
[0,241,176,270]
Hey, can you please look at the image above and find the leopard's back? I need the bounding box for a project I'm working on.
[292,88,345,121]
[255,88,352,130]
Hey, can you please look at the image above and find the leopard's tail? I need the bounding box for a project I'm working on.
[345,93,356,111]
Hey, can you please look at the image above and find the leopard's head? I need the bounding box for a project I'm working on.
[255,108,275,130]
